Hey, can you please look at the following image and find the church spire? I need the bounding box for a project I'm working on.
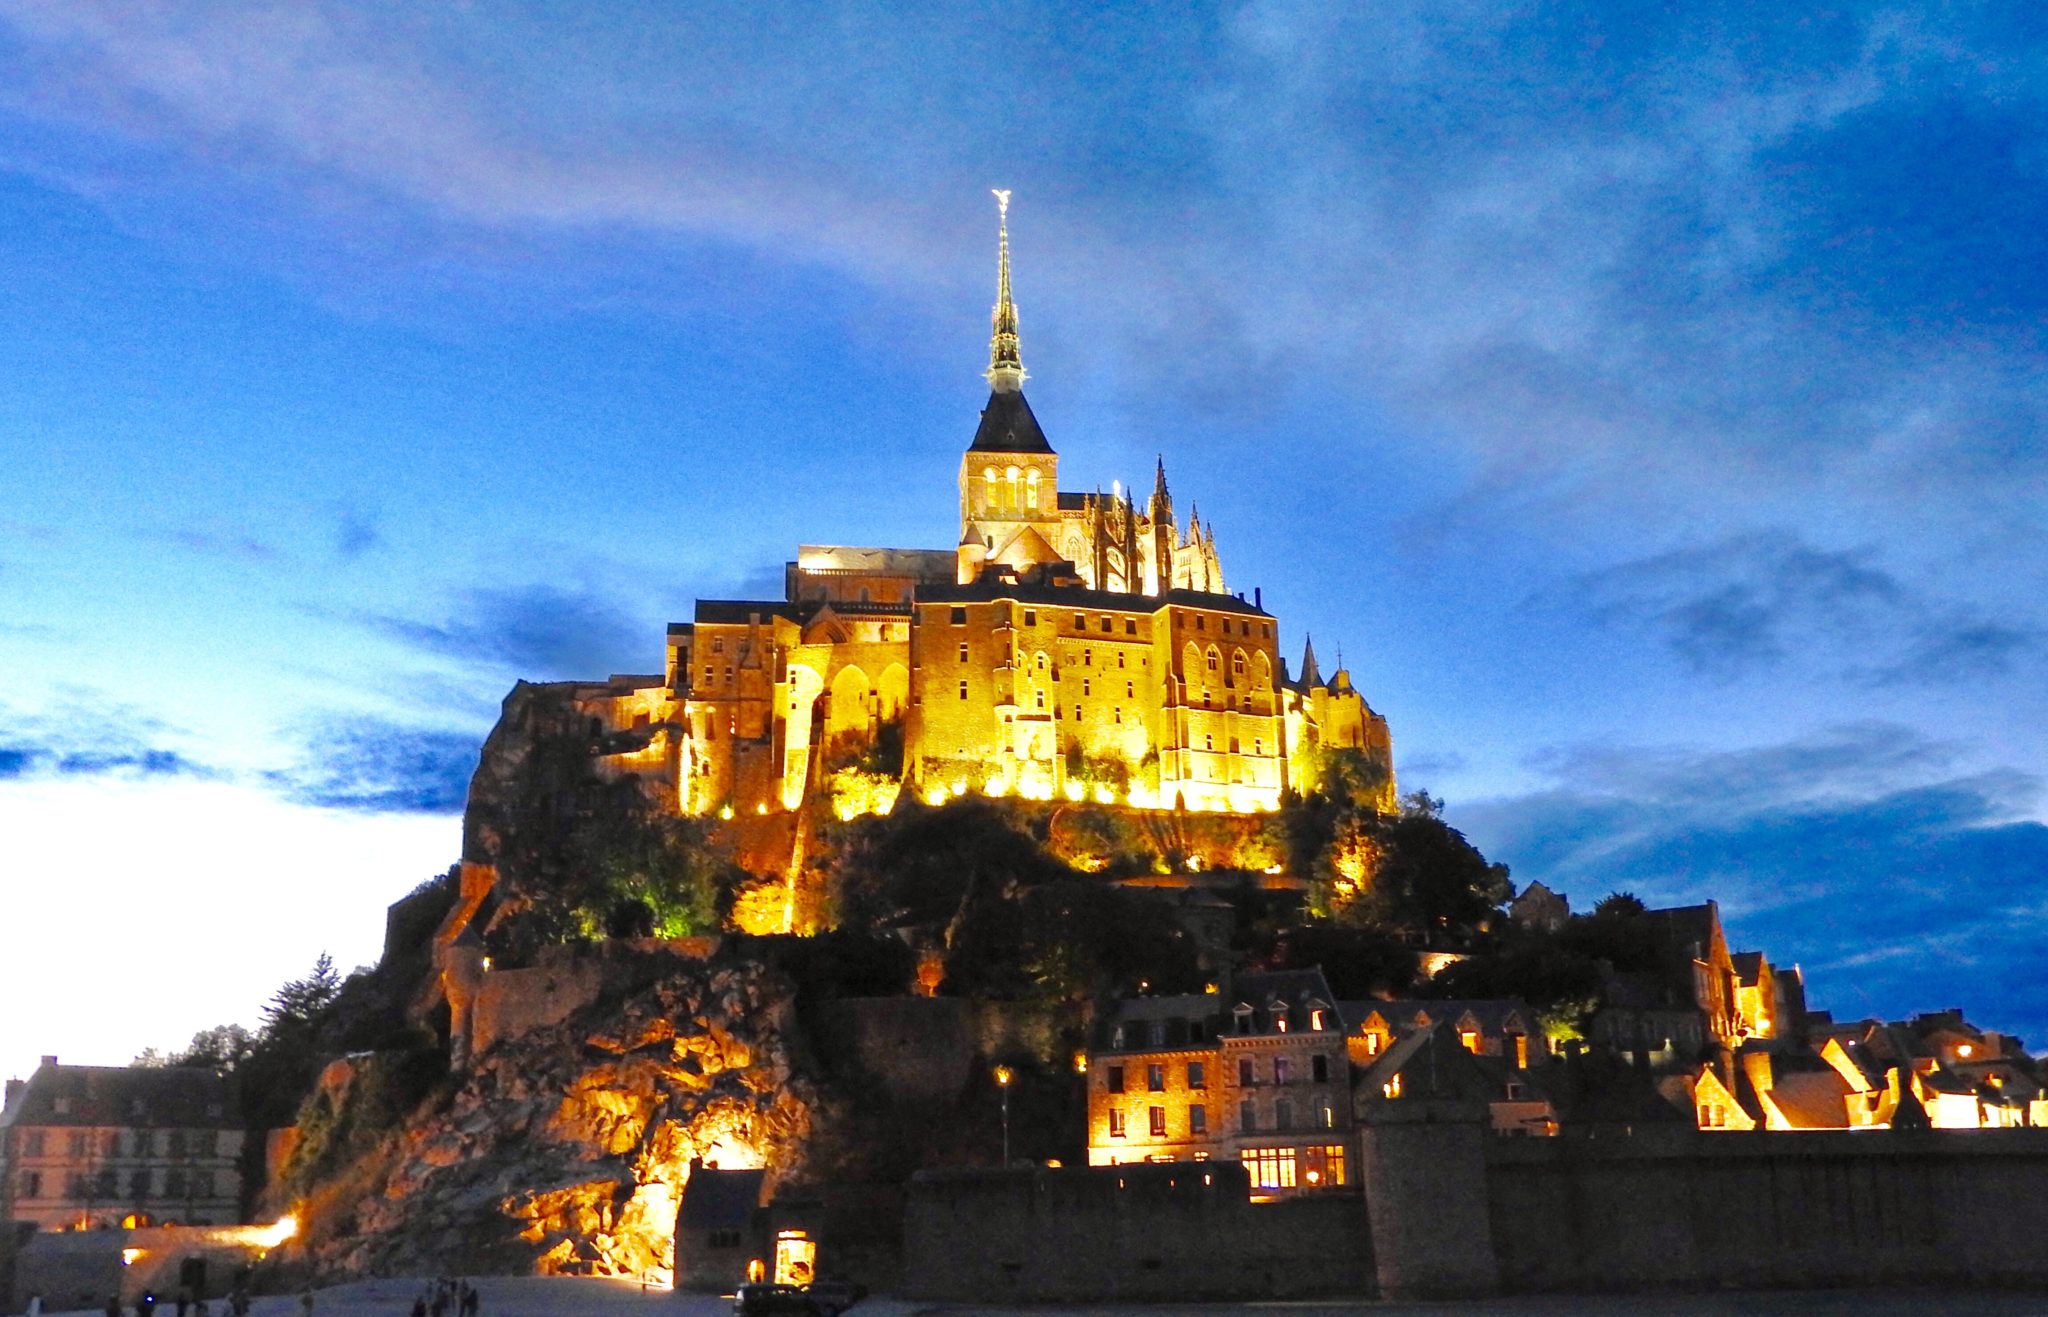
[985,189,1026,394]
[1300,634,1323,689]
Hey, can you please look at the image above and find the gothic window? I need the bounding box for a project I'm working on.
[1206,648,1220,672]
[1025,468,1041,509]
[984,467,999,511]
[1231,651,1245,677]
[1006,466,1021,510]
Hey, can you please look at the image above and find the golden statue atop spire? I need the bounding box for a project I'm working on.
[986,188,1026,393]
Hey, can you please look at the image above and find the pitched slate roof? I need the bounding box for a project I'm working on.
[968,389,1053,454]
[1339,999,1535,1037]
[0,1062,234,1130]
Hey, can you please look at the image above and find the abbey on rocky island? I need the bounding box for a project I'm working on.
[564,194,1391,819]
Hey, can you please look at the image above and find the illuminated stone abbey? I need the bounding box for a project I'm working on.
[603,194,1391,818]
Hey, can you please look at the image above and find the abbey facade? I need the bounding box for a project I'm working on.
[579,198,1391,819]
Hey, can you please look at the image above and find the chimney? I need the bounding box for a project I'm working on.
[40,1055,57,1068]
[4,1078,24,1111]
[1254,587,1262,610]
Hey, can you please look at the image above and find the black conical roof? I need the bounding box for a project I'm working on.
[969,389,1053,454]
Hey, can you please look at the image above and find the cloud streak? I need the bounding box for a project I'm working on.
[359,581,646,680]
[1460,724,2048,1045]
[266,716,478,815]
[1562,531,2036,685]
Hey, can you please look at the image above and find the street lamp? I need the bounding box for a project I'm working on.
[993,1065,1014,1166]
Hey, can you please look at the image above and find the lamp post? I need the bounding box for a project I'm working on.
[993,1065,1014,1165]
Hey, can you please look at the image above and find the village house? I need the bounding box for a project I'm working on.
[0,1058,246,1231]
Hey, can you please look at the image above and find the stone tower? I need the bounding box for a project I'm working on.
[958,190,1063,583]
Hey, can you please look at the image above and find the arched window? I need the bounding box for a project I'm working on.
[1231,650,1246,677]
[1025,468,1041,511]
[1006,466,1021,511]
[1206,647,1220,672]
[984,466,1000,512]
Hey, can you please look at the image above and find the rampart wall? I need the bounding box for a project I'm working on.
[902,1163,1368,1302]
[1486,1125,2048,1292]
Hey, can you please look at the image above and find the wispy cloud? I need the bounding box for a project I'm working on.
[157,527,280,563]
[1562,531,2036,684]
[1460,725,2048,1044]
[359,581,645,679]
[0,703,223,784]
[266,715,477,815]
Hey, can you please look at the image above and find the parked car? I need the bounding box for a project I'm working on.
[802,1278,867,1314]
[733,1282,817,1316]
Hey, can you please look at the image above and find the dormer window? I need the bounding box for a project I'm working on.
[1233,1006,1254,1035]
[1309,1008,1327,1031]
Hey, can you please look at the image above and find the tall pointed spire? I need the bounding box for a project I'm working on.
[986,189,1026,393]
[1300,634,1322,690]
[1152,455,1170,509]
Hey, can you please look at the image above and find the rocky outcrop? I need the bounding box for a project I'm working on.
[304,943,826,1282]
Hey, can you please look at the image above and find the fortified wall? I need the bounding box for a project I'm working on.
[901,1163,1368,1302]
[893,1113,2048,1301]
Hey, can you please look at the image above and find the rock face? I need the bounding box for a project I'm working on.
[307,943,824,1282]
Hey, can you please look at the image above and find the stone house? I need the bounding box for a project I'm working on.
[1086,969,1356,1197]
[0,1059,245,1231]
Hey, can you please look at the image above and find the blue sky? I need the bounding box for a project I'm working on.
[2,2,2045,1080]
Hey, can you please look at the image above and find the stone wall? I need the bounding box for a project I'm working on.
[902,1163,1367,1302]
[1487,1125,2048,1292]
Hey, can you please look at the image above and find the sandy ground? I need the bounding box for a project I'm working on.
[33,1278,2048,1317]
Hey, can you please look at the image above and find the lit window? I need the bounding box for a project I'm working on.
[1383,1074,1403,1100]
[1311,1009,1327,1031]
[1364,1032,1383,1056]
[1316,1098,1335,1129]
[1460,1030,1482,1053]
[1243,1147,1298,1190]
[1149,1106,1167,1137]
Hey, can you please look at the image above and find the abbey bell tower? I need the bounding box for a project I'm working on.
[959,190,1063,584]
